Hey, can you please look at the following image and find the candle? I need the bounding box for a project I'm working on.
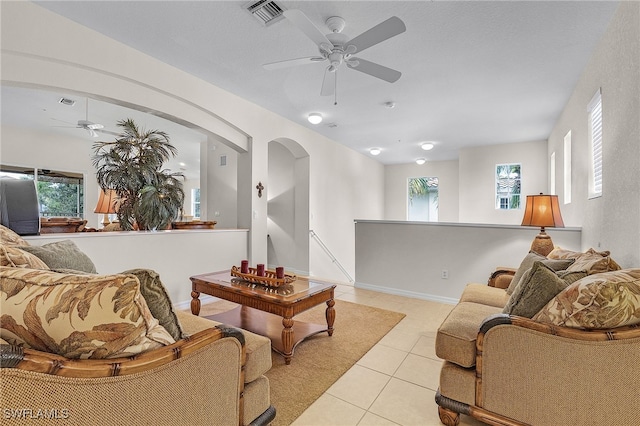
[240,260,249,273]
[276,267,284,279]
[256,264,265,276]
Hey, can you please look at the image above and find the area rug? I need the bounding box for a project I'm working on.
[264,299,404,425]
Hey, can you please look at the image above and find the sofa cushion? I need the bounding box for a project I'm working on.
[533,269,640,329]
[0,224,29,247]
[503,262,587,318]
[547,247,610,260]
[0,245,49,270]
[459,283,510,308]
[565,248,621,275]
[506,253,575,295]
[20,240,97,273]
[436,301,503,368]
[122,268,185,341]
[176,310,272,383]
[0,267,175,359]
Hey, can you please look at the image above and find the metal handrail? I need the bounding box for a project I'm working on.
[309,230,354,283]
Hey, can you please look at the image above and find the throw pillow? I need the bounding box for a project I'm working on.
[0,224,29,247]
[506,251,546,295]
[20,240,97,273]
[506,252,575,295]
[565,249,621,275]
[0,245,49,270]
[533,269,640,329]
[0,267,175,359]
[503,262,584,318]
[121,268,185,340]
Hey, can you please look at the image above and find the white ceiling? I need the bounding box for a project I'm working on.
[5,1,619,166]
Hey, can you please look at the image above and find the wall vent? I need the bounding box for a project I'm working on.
[244,0,286,26]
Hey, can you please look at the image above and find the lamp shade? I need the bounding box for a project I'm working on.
[521,194,564,228]
[94,189,118,214]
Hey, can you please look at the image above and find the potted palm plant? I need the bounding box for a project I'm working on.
[92,118,184,231]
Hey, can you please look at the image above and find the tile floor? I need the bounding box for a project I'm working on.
[285,283,484,426]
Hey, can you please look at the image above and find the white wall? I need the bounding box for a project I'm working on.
[355,221,582,302]
[23,230,249,306]
[1,2,385,282]
[547,2,640,267]
[205,139,238,228]
[384,160,459,222]
[458,140,548,224]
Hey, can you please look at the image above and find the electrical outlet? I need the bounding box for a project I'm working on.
[441,269,449,279]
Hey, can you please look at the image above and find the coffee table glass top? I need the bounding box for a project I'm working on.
[191,270,334,302]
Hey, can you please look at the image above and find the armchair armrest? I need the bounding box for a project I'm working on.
[475,314,640,425]
[487,267,516,289]
[1,324,245,378]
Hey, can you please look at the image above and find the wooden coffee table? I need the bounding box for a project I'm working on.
[190,270,336,364]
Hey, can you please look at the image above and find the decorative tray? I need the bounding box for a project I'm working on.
[230,265,297,288]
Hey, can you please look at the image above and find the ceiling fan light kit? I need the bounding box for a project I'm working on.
[264,10,406,99]
[308,113,323,124]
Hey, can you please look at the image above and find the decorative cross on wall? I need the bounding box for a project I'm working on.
[256,181,264,198]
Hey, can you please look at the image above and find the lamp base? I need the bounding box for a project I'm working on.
[530,233,554,257]
[101,214,111,227]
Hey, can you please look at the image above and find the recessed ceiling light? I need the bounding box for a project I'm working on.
[308,113,323,124]
[421,142,435,151]
[179,162,186,167]
[416,158,426,165]
[370,148,381,156]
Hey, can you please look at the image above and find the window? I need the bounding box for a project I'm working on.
[564,130,572,204]
[495,163,521,209]
[550,152,556,195]
[0,165,84,217]
[191,188,201,218]
[407,177,438,221]
[588,90,602,198]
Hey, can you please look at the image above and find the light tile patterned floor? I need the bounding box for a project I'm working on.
[288,283,485,426]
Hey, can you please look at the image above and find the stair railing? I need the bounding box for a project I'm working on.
[309,230,354,284]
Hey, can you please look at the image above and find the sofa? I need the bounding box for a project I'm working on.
[435,247,640,426]
[0,225,275,425]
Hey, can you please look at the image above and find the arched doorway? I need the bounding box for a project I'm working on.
[267,139,310,275]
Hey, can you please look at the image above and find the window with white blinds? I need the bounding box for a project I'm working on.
[588,90,603,198]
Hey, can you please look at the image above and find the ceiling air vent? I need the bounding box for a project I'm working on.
[244,0,286,26]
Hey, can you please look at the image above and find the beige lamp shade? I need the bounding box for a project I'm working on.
[94,189,118,214]
[521,193,564,256]
[94,189,117,227]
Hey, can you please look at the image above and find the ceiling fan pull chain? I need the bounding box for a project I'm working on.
[334,71,338,106]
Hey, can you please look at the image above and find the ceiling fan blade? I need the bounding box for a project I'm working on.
[97,129,124,137]
[321,67,336,96]
[346,16,406,54]
[263,56,325,70]
[347,58,402,83]
[86,123,104,130]
[283,9,332,48]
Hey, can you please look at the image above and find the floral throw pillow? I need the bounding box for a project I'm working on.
[0,225,29,247]
[0,245,49,270]
[565,248,621,275]
[533,269,640,329]
[0,267,175,359]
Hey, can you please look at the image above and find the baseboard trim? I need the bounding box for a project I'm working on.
[355,281,459,305]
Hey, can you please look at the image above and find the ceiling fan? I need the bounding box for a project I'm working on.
[263,10,406,97]
[52,98,120,138]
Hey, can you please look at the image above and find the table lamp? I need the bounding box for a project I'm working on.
[521,193,565,256]
[94,189,117,227]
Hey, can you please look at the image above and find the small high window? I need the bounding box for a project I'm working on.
[495,164,521,209]
[191,188,201,218]
[588,90,603,198]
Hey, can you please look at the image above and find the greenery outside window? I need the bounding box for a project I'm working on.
[495,163,521,209]
[0,165,84,217]
[408,177,438,221]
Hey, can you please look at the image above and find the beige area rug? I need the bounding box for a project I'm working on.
[199,298,405,426]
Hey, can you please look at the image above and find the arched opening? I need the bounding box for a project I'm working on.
[267,139,310,275]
